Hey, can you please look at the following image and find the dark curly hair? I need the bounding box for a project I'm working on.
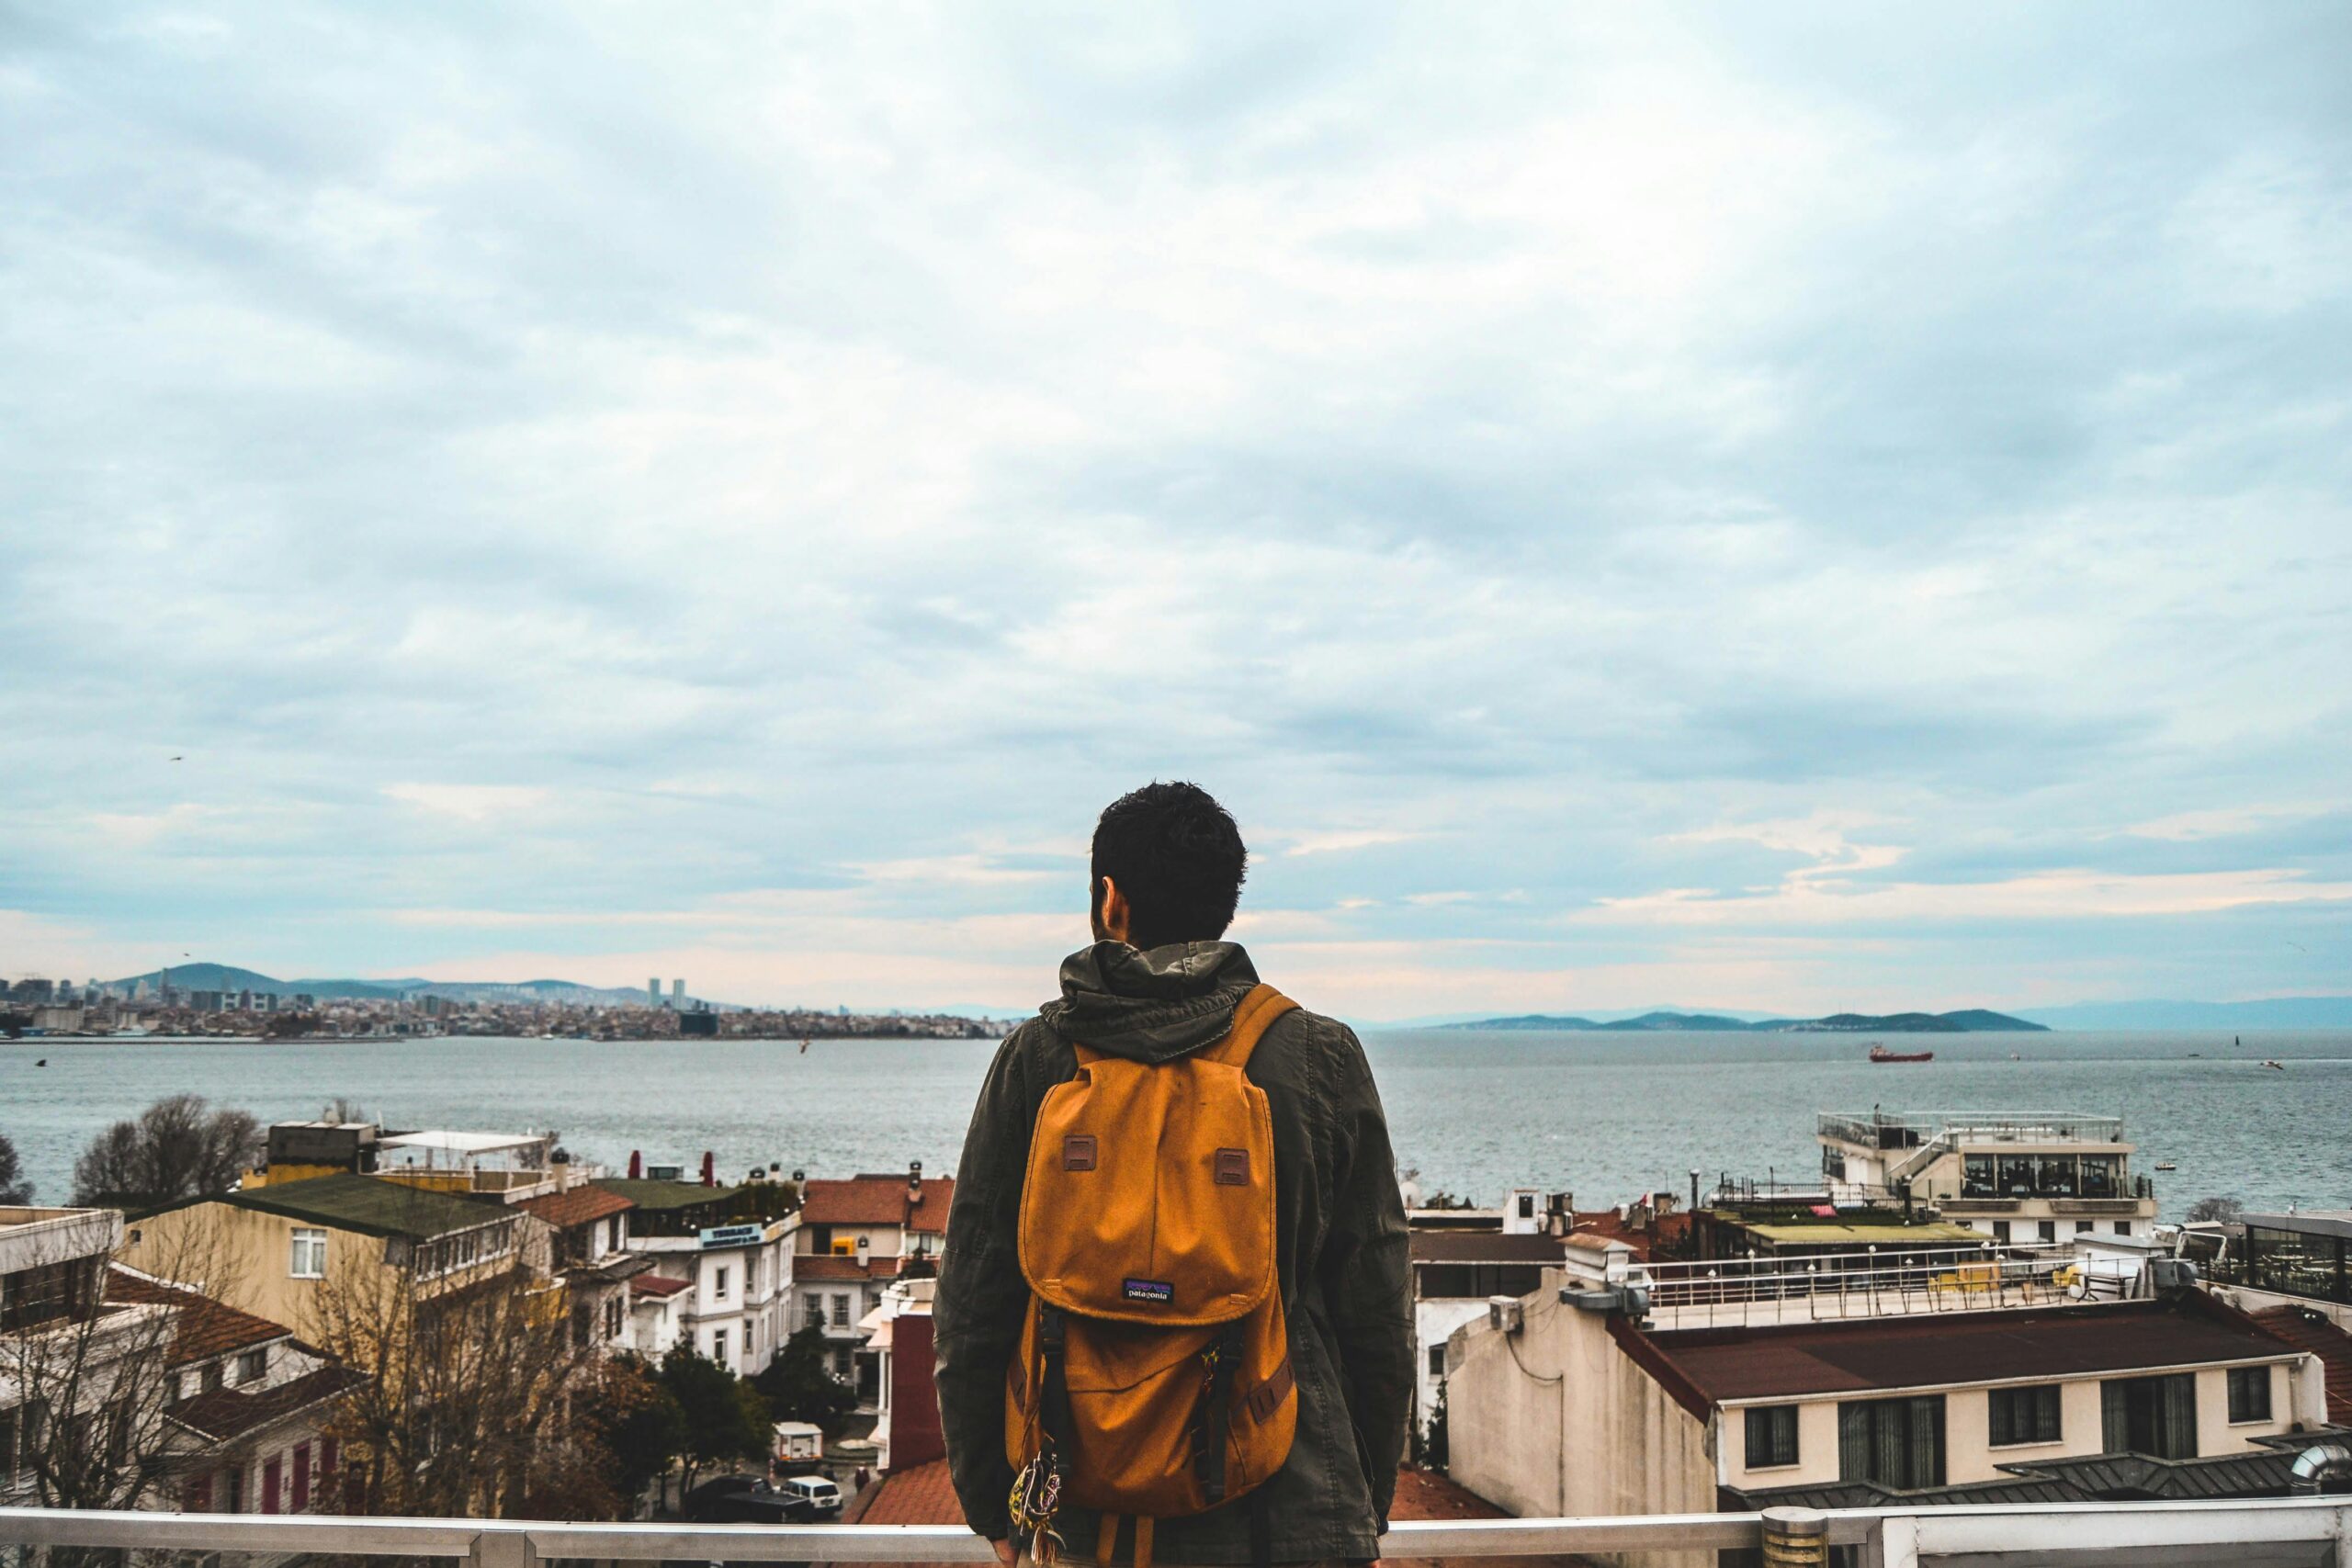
[1091,781,1249,950]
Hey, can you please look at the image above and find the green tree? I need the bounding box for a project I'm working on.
[752,1325,859,1431]
[658,1349,769,1495]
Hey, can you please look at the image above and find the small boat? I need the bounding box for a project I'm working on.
[1869,1043,1935,1064]
[2154,1161,2177,1171]
[2261,1059,2286,1071]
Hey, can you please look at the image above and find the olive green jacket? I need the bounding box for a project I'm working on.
[933,941,1413,1564]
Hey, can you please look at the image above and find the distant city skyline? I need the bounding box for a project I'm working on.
[3,5,2346,1018]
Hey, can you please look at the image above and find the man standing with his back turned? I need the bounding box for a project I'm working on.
[934,782,1412,1568]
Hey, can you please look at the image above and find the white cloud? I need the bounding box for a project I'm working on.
[381,784,555,824]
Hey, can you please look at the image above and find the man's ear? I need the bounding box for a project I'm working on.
[1097,874,1133,945]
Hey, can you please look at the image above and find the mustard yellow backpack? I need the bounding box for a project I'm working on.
[1004,984,1299,1567]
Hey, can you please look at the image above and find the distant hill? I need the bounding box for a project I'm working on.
[105,964,694,1010]
[1447,1008,2047,1033]
[2017,996,2352,1030]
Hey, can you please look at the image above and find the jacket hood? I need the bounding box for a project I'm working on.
[1039,940,1261,1062]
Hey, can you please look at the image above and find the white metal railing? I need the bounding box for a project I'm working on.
[1818,1111,2128,1148]
[1633,1242,2088,1326]
[7,1497,2352,1565]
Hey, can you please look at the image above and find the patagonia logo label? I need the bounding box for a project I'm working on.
[1123,1278,1175,1304]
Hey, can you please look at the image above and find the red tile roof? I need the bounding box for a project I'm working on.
[518,1185,634,1229]
[1567,1207,1690,1263]
[168,1365,368,1441]
[850,1456,962,1524]
[802,1175,956,1235]
[2248,1304,2352,1424]
[795,1253,908,1281]
[631,1273,692,1298]
[107,1268,290,1365]
[1637,1295,2300,1406]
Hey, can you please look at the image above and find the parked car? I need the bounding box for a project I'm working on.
[776,1473,842,1518]
[683,1475,811,1524]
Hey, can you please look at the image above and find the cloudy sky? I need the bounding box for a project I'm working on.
[3,3,2347,1020]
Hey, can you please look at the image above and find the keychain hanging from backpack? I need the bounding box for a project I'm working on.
[1009,1444,1066,1565]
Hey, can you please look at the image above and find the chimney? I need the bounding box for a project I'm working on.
[628,1150,642,1179]
[701,1151,716,1188]
[909,1159,924,1205]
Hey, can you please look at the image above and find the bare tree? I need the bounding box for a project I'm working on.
[306,1230,607,1517]
[0,1211,233,1518]
[71,1094,263,1209]
[0,1126,30,1204]
[2188,1195,2245,1224]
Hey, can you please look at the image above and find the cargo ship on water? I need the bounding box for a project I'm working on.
[1868,1042,1935,1063]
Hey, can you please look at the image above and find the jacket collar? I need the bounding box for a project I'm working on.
[1040,940,1261,1063]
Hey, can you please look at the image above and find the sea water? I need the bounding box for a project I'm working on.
[3,1029,2346,1217]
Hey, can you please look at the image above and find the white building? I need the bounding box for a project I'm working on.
[1816,1110,2161,1244]
[605,1178,792,1375]
[785,1165,952,1395]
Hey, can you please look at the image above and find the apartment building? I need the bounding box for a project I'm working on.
[516,1184,649,1353]
[786,1165,951,1391]
[598,1178,792,1375]
[1443,1241,2341,1568]
[122,1173,532,1325]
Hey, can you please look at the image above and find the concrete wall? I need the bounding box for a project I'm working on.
[1446,1271,1713,1568]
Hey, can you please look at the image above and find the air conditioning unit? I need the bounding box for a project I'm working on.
[1487,1295,1523,1334]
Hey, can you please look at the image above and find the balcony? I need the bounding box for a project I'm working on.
[8,1497,2352,1567]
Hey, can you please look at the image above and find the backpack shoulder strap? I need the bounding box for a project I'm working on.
[1194,983,1297,1071]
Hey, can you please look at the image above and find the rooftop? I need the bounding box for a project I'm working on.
[593,1177,747,1212]
[630,1272,692,1299]
[1818,1110,2127,1147]
[2247,1304,2352,1425]
[168,1364,369,1443]
[516,1184,634,1229]
[801,1174,955,1234]
[797,1252,910,1281]
[107,1268,288,1363]
[1632,1292,2298,1411]
[173,1172,509,1240]
[1411,1232,1572,1264]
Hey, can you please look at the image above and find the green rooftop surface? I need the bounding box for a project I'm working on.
[221,1173,507,1239]
[592,1178,750,1212]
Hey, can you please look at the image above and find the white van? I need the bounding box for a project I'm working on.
[778,1474,842,1518]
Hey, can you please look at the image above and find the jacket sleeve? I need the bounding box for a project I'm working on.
[932,1026,1039,1539]
[1317,1026,1414,1529]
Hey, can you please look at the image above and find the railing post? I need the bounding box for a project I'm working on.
[1759,1506,1826,1567]
[469,1525,537,1568]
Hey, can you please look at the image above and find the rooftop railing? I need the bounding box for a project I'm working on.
[1631,1241,2090,1326]
[1818,1111,2127,1148]
[8,1497,2352,1567]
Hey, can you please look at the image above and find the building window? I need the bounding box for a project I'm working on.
[712,1265,730,1301]
[289,1228,327,1280]
[1428,1345,1447,1378]
[2075,1221,2094,1235]
[2102,1374,2198,1459]
[1988,1384,2062,1447]
[747,1255,760,1293]
[1745,1404,1800,1469]
[1962,1154,1996,1198]
[1516,1193,1535,1220]
[607,1214,623,1251]
[237,1348,267,1384]
[1991,1220,2011,1243]
[221,1464,244,1514]
[831,1292,850,1326]
[712,1328,729,1365]
[1838,1396,1945,1489]
[2228,1366,2274,1424]
[2038,1220,2057,1244]
[201,1360,226,1394]
[2114,1220,2132,1237]
[804,1294,825,1327]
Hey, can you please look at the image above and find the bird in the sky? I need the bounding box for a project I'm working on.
[171,755,183,761]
